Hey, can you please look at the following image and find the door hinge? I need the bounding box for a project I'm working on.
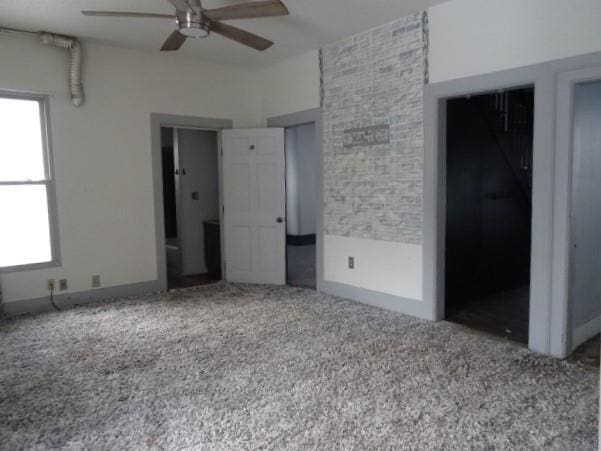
[222,205,225,217]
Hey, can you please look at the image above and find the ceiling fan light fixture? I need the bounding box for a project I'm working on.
[176,11,210,38]
[81,0,289,51]
[179,24,210,38]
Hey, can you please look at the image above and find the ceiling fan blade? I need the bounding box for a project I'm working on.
[82,11,175,19]
[204,1,289,21]
[210,21,273,51]
[161,30,187,51]
[167,0,193,12]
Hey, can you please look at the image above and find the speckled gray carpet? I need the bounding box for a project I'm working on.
[287,244,316,289]
[0,283,598,450]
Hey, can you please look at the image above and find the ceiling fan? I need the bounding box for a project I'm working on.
[82,0,289,51]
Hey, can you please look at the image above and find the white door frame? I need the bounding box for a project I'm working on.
[423,51,601,357]
[267,108,324,292]
[150,113,233,291]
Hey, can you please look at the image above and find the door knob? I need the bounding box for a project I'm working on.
[276,217,284,223]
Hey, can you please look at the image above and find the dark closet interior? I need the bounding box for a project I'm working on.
[445,87,534,343]
[162,127,178,241]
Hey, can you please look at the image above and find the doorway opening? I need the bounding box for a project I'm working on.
[444,87,535,343]
[161,126,222,290]
[284,123,317,289]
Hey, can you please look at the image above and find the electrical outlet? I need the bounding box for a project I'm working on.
[348,257,355,269]
[59,279,68,291]
[47,279,55,291]
[92,275,101,288]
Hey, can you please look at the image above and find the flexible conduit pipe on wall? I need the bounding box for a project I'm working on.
[39,33,85,107]
[1,26,85,106]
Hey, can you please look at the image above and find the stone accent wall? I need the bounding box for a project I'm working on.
[322,13,424,244]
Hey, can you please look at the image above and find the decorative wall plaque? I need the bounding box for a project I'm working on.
[343,124,390,148]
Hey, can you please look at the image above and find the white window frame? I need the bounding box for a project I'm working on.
[0,91,61,273]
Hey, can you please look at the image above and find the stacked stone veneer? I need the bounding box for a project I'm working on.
[322,13,425,244]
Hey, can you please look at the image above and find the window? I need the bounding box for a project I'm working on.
[0,92,59,271]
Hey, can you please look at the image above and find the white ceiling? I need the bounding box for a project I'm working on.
[1,0,451,68]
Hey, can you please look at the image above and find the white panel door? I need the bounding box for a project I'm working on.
[221,129,286,284]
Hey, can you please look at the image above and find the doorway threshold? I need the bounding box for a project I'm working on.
[446,285,530,344]
[168,273,220,290]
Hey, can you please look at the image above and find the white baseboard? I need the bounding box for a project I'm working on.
[1,280,162,316]
[320,280,433,321]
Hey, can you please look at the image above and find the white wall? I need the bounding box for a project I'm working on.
[324,236,422,300]
[0,35,258,304]
[429,0,601,83]
[257,50,321,124]
[176,129,219,275]
[285,128,300,236]
[285,124,317,236]
[254,0,601,118]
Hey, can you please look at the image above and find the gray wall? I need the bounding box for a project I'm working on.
[571,81,601,328]
[176,129,219,276]
[321,13,425,244]
[285,124,317,236]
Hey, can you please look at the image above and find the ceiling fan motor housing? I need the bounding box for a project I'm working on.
[176,10,210,38]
